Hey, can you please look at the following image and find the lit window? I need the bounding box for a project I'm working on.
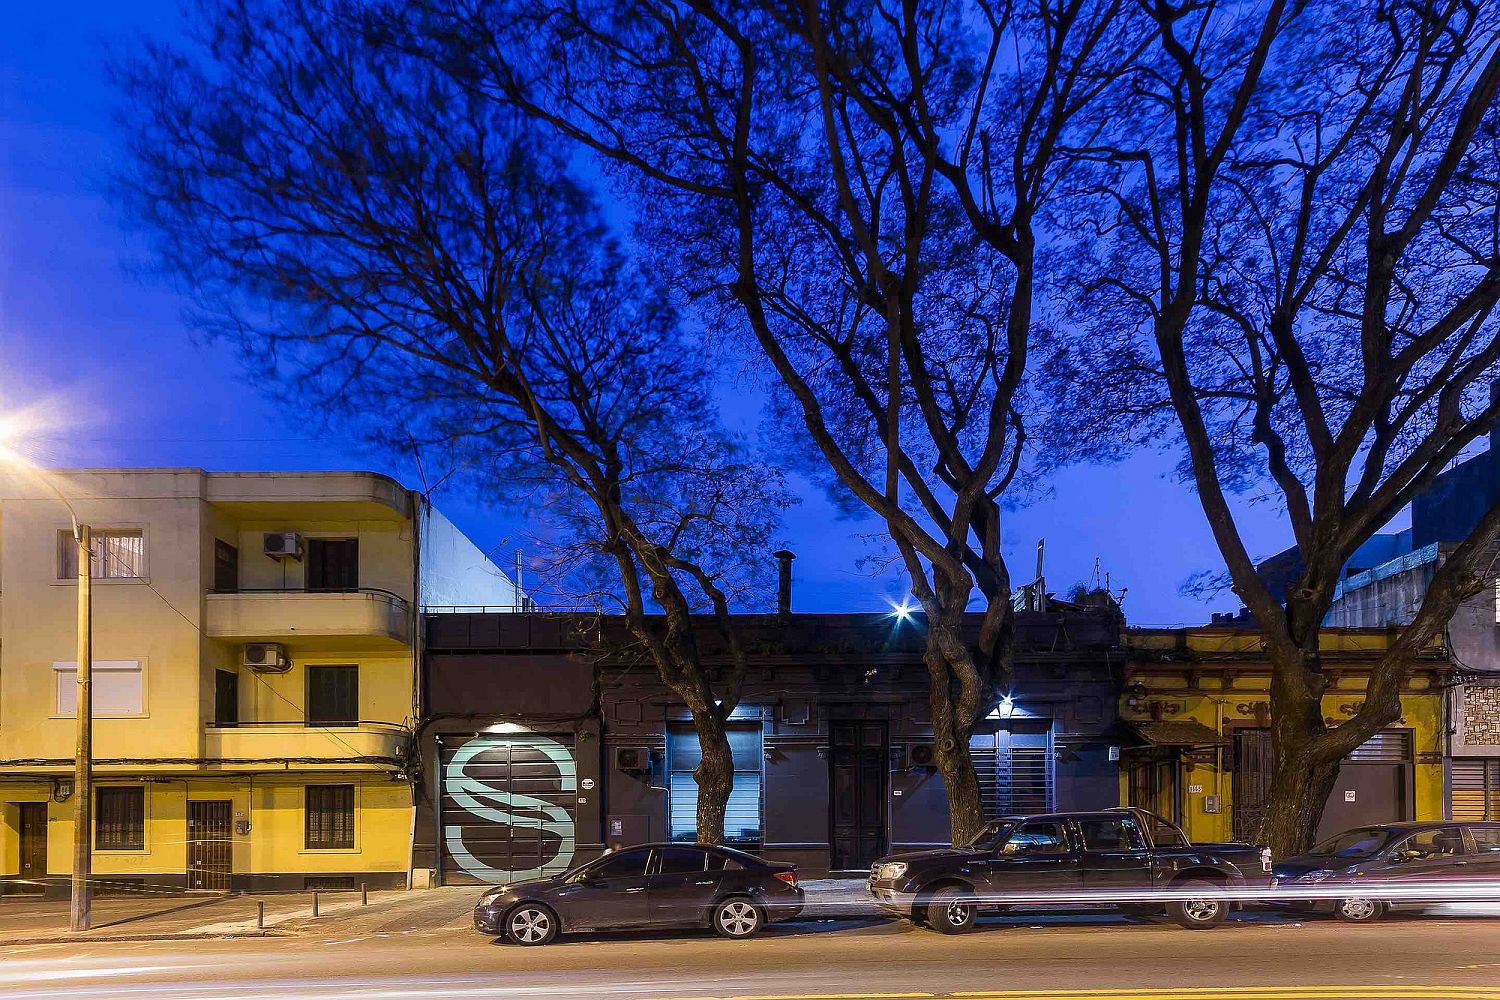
[58,530,145,579]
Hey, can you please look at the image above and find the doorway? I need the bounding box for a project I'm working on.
[830,720,887,871]
[187,800,233,891]
[17,802,47,895]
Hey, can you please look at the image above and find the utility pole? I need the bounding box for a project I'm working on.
[70,524,92,932]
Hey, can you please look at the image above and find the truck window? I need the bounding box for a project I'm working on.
[1078,817,1144,851]
[1001,821,1069,856]
[1140,812,1189,847]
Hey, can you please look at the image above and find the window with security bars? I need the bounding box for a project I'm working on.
[96,787,145,850]
[1451,760,1500,822]
[970,723,1053,818]
[307,665,358,726]
[668,723,762,845]
[305,785,355,849]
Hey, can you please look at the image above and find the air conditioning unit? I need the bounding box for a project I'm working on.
[614,747,651,774]
[262,532,304,560]
[905,742,938,769]
[243,643,290,673]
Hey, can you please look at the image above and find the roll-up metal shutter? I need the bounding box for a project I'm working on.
[439,734,578,885]
[1451,759,1500,821]
[1346,730,1413,764]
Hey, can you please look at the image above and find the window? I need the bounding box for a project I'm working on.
[307,665,358,726]
[1469,827,1500,854]
[1001,821,1069,856]
[668,723,763,845]
[96,787,145,850]
[58,530,144,580]
[654,847,707,874]
[706,852,747,872]
[1390,827,1466,860]
[55,661,143,717]
[1138,810,1190,847]
[571,850,650,881]
[213,540,239,593]
[214,669,239,725]
[969,722,1052,818]
[306,538,359,592]
[305,785,355,849]
[1078,817,1144,851]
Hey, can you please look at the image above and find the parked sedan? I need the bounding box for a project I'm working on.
[472,843,804,945]
[1271,821,1500,922]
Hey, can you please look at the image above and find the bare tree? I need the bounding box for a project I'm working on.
[1047,0,1500,853]
[114,0,789,844]
[428,0,1145,843]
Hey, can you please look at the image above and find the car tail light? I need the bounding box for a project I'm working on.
[1260,847,1273,874]
[773,870,798,889]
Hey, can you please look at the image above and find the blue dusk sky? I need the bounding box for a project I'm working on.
[1,1,1303,624]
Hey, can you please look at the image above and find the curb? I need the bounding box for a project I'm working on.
[7,929,291,946]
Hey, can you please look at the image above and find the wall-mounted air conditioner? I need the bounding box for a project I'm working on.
[243,643,291,673]
[262,532,304,560]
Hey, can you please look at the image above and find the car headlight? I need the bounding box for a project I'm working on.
[877,862,907,880]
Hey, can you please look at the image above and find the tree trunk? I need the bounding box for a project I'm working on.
[692,708,734,846]
[1257,747,1341,858]
[936,736,985,846]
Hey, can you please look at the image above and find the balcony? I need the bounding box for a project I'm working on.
[205,588,412,649]
[203,721,408,768]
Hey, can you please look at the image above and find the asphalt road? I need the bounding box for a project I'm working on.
[6,893,1500,1000]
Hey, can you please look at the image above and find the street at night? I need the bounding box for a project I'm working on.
[6,890,1500,1000]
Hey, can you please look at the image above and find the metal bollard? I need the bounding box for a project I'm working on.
[257,901,265,929]
[361,882,368,906]
[313,891,320,917]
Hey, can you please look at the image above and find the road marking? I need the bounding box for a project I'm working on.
[662,990,1500,1000]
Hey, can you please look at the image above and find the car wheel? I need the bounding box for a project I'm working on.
[713,896,764,939]
[506,903,559,946]
[1334,897,1386,923]
[1168,880,1227,929]
[926,887,978,934]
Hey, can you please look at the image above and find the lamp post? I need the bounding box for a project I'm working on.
[70,519,93,932]
[0,436,92,930]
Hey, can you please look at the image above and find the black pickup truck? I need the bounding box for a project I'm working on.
[868,806,1271,933]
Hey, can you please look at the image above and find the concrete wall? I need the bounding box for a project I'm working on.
[418,504,522,611]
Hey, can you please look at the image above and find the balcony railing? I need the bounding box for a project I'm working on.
[203,720,409,764]
[205,587,412,647]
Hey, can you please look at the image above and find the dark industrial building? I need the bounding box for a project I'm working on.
[413,609,1124,884]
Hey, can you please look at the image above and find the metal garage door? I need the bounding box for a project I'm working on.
[438,734,579,885]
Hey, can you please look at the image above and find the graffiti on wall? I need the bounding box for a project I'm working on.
[443,735,577,882]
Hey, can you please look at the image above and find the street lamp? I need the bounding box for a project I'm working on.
[0,422,93,931]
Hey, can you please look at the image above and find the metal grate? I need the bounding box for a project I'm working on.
[1346,730,1413,764]
[1451,759,1500,821]
[971,726,1052,818]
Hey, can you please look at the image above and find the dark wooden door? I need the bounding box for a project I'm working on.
[1232,728,1274,842]
[830,720,887,871]
[17,802,47,894]
[188,801,233,891]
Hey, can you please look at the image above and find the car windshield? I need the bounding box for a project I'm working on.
[964,820,1015,851]
[1306,827,1391,859]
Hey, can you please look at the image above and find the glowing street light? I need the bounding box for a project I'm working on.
[889,597,917,622]
[0,412,94,931]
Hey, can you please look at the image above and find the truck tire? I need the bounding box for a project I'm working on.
[925,886,978,934]
[1333,897,1386,923]
[1167,879,1228,929]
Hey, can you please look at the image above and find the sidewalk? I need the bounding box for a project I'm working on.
[0,886,422,945]
[0,879,882,946]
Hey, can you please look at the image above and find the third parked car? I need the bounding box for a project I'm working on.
[1271,821,1500,922]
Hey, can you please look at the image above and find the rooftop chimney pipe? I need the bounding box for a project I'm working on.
[774,549,795,619]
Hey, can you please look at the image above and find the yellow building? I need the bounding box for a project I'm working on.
[0,469,516,895]
[1120,626,1449,846]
